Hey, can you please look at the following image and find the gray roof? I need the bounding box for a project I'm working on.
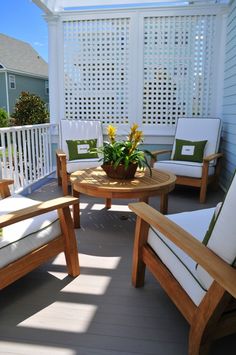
[0,33,48,77]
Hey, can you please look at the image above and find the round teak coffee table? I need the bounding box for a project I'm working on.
[70,167,176,228]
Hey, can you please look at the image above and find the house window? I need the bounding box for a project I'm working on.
[45,80,49,95]
[9,75,16,89]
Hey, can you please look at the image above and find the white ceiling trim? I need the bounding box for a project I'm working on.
[33,0,230,14]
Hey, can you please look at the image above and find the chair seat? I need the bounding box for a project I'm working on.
[147,207,214,306]
[0,195,60,268]
[66,159,101,174]
[154,160,215,178]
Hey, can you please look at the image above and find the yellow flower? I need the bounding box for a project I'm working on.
[134,130,143,143]
[107,125,117,143]
[128,123,139,142]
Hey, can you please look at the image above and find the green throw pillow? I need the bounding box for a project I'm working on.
[173,139,207,163]
[66,139,98,161]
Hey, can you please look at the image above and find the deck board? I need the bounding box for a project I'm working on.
[0,179,235,355]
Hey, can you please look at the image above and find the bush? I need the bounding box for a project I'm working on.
[0,108,9,127]
[12,91,49,126]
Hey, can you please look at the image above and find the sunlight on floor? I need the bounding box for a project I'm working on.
[79,254,121,269]
[62,274,112,295]
[0,342,76,355]
[18,302,97,333]
[90,203,131,212]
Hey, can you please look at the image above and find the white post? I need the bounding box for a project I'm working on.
[45,15,60,125]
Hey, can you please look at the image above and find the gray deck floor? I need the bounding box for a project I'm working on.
[0,180,235,355]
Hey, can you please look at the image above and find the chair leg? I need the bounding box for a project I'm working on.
[60,156,69,196]
[56,155,62,187]
[188,283,231,355]
[58,206,80,277]
[200,161,209,203]
[132,216,149,287]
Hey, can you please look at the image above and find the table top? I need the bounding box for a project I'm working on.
[70,167,176,196]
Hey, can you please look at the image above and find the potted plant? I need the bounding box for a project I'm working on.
[97,123,153,179]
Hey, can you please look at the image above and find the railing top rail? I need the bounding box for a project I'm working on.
[0,123,58,132]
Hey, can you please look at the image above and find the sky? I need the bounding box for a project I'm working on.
[0,0,48,61]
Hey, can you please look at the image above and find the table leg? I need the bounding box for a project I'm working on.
[72,189,80,228]
[160,193,168,215]
[106,198,112,209]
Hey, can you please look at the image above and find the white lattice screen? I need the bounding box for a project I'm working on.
[63,18,130,124]
[142,15,216,127]
[62,12,219,132]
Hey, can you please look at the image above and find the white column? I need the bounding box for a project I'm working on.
[45,15,61,125]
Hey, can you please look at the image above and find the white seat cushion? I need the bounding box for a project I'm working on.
[66,159,102,174]
[154,160,215,178]
[0,195,61,268]
[147,207,214,306]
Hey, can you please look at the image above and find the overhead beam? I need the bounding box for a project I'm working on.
[32,0,56,14]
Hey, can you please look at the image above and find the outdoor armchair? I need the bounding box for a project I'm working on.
[129,171,236,355]
[56,120,103,195]
[151,117,223,203]
[0,179,80,290]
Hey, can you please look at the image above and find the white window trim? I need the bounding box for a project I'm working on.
[9,74,16,90]
[45,80,49,95]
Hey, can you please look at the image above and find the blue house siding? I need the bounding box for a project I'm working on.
[8,73,49,115]
[0,72,7,112]
[221,0,236,189]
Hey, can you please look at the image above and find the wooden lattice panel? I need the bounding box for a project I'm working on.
[142,15,216,127]
[63,18,130,123]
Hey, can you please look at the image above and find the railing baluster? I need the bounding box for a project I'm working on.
[35,127,40,179]
[17,130,24,188]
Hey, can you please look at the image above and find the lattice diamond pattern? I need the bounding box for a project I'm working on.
[142,15,216,127]
[63,18,130,123]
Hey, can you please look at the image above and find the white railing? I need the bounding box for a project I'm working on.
[0,124,57,193]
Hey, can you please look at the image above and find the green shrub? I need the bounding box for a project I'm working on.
[0,108,9,127]
[12,91,49,126]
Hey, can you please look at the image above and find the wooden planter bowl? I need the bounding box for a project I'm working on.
[101,163,138,179]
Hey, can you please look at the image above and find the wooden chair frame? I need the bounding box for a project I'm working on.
[129,202,236,355]
[56,149,70,195]
[151,150,223,203]
[0,179,80,290]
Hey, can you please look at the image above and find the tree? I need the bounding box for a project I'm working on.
[12,92,49,126]
[0,108,9,127]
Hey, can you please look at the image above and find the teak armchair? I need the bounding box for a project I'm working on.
[0,179,80,290]
[56,120,103,195]
[151,118,223,203]
[129,172,236,355]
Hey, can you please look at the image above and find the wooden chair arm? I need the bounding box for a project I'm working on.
[0,196,78,228]
[0,179,14,198]
[150,150,172,166]
[0,179,14,186]
[56,149,67,158]
[129,202,236,298]
[151,149,172,157]
[203,152,223,163]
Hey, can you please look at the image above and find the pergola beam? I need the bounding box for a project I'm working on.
[32,0,230,14]
[32,0,56,14]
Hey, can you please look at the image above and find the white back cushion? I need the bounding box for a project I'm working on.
[60,120,103,160]
[196,172,236,289]
[171,118,221,160]
[207,172,236,264]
